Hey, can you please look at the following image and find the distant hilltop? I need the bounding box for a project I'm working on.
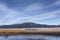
[0,22,60,28]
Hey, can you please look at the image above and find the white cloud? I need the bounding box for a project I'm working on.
[29,10,60,20]
[9,10,60,24]
[17,10,60,25]
[0,0,60,25]
[0,3,26,25]
[45,0,60,7]
[24,3,43,12]
[53,0,60,5]
[0,2,60,25]
[21,0,60,22]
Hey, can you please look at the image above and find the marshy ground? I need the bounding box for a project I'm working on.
[0,28,60,35]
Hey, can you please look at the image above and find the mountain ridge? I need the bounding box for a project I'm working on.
[0,22,60,28]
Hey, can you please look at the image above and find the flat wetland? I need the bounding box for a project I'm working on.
[0,28,60,35]
[0,28,60,40]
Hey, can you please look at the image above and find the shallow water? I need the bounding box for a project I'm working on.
[0,34,60,40]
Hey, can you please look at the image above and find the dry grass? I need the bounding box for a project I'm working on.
[0,28,60,35]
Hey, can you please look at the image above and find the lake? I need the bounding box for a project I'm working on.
[0,34,60,40]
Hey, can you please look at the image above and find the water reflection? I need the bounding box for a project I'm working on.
[0,35,60,40]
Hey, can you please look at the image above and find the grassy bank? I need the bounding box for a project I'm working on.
[0,28,60,35]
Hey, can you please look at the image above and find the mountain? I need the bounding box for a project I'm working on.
[0,22,60,28]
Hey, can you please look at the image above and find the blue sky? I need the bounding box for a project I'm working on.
[0,0,60,25]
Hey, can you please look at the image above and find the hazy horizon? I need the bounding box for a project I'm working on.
[0,0,60,26]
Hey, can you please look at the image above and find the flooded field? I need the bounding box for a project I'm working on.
[0,34,60,40]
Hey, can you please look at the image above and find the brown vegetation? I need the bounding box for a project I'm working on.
[0,28,60,35]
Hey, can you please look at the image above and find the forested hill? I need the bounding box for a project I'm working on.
[0,22,60,28]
